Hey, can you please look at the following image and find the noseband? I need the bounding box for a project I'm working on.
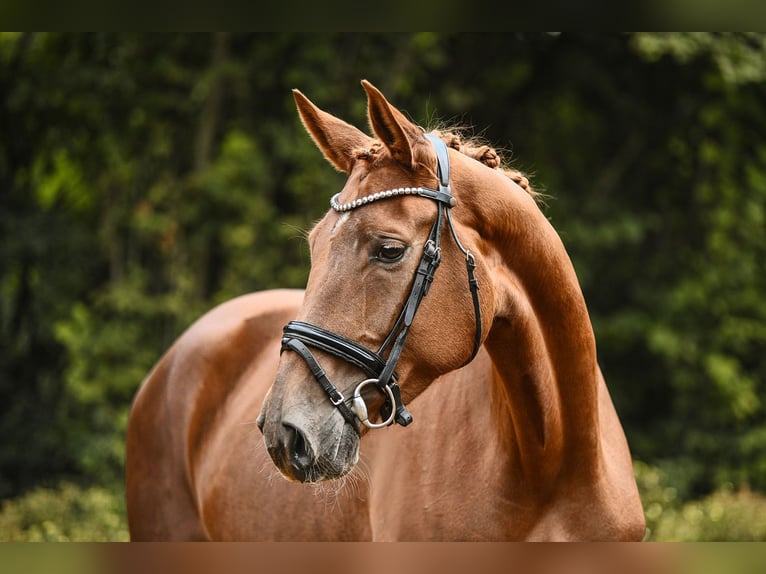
[281,134,482,431]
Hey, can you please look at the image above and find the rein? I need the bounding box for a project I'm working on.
[281,134,482,432]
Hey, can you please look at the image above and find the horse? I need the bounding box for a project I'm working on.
[126,80,645,541]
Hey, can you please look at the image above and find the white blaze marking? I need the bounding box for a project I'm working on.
[331,212,350,235]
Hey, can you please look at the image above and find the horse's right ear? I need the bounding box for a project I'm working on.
[293,89,372,174]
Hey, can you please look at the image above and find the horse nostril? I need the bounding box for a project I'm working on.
[283,423,313,475]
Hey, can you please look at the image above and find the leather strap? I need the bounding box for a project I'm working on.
[283,321,388,378]
[425,133,451,191]
[281,338,359,427]
[415,187,455,206]
[445,208,483,365]
[377,214,443,390]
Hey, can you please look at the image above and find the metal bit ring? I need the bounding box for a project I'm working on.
[351,378,396,429]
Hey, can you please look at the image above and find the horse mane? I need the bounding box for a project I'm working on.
[354,126,540,202]
[429,128,540,201]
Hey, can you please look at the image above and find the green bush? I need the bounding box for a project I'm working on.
[636,460,766,541]
[653,489,766,542]
[0,482,128,542]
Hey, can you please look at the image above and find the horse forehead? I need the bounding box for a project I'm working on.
[310,211,360,249]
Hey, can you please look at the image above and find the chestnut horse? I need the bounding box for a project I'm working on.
[126,80,645,541]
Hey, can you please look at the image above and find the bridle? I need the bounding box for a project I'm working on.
[281,134,482,432]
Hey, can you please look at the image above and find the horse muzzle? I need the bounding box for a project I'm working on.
[257,411,359,483]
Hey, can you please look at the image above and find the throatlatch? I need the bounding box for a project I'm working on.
[281,134,482,432]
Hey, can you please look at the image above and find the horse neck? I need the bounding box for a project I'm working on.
[463,166,601,488]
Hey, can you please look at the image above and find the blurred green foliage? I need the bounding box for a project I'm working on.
[0,482,128,541]
[636,461,766,541]
[1,33,765,540]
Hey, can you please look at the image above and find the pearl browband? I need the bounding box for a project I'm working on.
[330,186,457,213]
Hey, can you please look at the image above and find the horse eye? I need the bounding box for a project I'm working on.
[376,243,406,262]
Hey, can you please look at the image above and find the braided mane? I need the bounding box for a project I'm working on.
[429,128,539,200]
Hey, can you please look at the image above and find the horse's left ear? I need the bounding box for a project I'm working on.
[293,89,372,173]
[362,80,423,169]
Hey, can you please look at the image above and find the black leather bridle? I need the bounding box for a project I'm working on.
[281,134,482,432]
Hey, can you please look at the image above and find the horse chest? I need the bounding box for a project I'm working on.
[361,400,524,540]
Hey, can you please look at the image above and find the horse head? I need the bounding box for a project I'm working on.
[257,81,493,482]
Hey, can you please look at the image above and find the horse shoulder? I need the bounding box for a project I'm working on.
[526,371,646,541]
[126,289,303,540]
[592,371,646,540]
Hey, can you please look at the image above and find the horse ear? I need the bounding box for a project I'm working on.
[362,80,422,169]
[293,89,371,173]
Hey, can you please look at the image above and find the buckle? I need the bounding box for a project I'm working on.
[424,240,441,263]
[329,389,345,406]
